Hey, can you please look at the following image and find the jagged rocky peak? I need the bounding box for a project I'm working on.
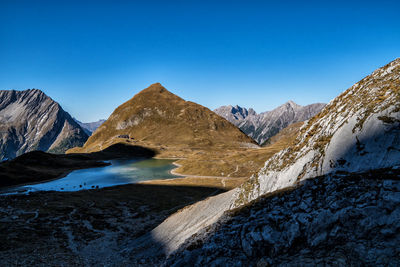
[214,100,326,145]
[70,83,256,153]
[235,57,400,205]
[231,104,257,117]
[0,89,88,160]
[284,100,300,108]
[213,104,254,125]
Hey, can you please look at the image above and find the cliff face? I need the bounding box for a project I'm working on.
[0,89,88,160]
[70,83,256,154]
[214,101,325,145]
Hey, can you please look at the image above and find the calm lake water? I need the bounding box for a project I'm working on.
[2,158,179,195]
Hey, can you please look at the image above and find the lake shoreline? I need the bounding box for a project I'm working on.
[0,162,111,194]
[2,158,180,195]
[0,143,156,189]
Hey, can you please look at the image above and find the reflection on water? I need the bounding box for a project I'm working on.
[2,158,179,195]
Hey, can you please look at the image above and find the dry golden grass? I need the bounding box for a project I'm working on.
[169,121,302,178]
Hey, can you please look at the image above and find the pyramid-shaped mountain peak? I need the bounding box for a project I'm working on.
[69,84,256,154]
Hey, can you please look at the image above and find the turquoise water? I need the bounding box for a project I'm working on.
[2,158,179,195]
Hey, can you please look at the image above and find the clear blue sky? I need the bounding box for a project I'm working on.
[1,0,399,122]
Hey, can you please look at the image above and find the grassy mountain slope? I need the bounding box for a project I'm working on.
[69,83,256,154]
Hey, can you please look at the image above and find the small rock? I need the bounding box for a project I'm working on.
[329,225,340,237]
[261,225,277,243]
[309,232,327,247]
[382,180,400,191]
[380,228,395,236]
[295,213,310,225]
[285,221,300,245]
[299,201,309,211]
[241,235,253,257]
[249,230,263,242]
[381,191,400,204]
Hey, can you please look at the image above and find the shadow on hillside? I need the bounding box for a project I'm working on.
[0,182,227,265]
[72,143,157,160]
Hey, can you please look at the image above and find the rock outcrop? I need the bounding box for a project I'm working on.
[214,101,325,145]
[0,89,88,160]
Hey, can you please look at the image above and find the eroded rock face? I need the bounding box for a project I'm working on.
[0,89,88,159]
[167,169,400,266]
[235,58,400,205]
[214,101,325,145]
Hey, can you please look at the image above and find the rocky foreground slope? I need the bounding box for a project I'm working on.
[69,83,256,154]
[0,182,222,266]
[167,168,400,266]
[0,89,88,160]
[129,58,400,262]
[214,101,325,145]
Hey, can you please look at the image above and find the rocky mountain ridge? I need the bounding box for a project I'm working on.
[0,89,88,160]
[235,57,400,205]
[214,101,325,145]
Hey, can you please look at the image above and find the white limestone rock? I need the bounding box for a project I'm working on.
[234,57,400,206]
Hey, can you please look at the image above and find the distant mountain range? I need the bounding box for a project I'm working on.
[214,101,326,145]
[74,118,106,135]
[0,89,88,160]
[0,86,324,161]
